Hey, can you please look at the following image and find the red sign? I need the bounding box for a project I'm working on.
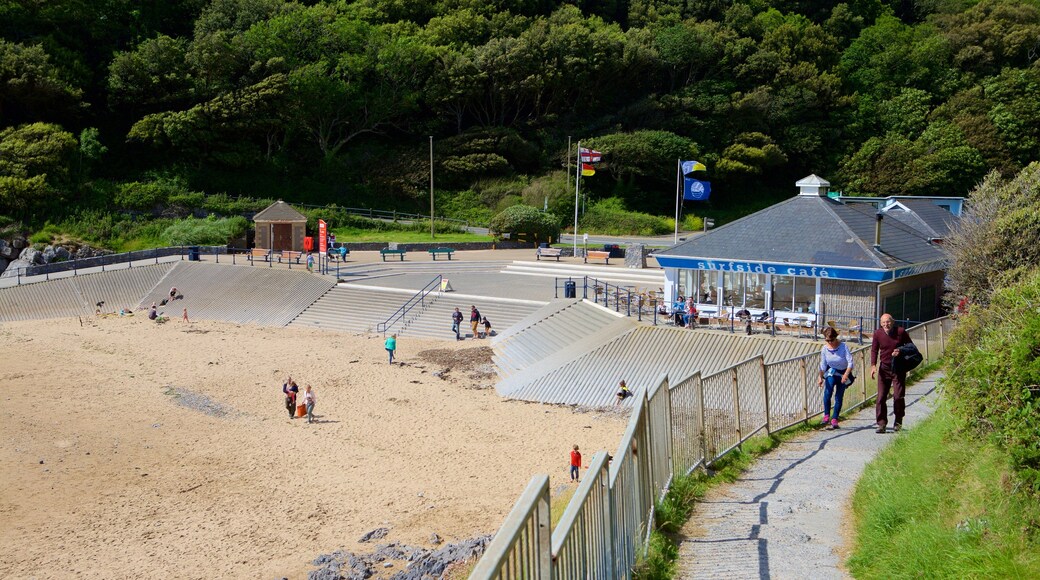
[318,220,327,254]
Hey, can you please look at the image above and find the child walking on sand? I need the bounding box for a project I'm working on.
[385,334,397,364]
[569,445,582,482]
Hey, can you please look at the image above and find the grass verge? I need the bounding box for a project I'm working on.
[848,402,1040,578]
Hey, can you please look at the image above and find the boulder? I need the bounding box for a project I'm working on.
[0,258,31,278]
[54,246,71,261]
[0,257,8,273]
[42,245,57,263]
[0,239,10,258]
[19,247,44,265]
[11,236,26,249]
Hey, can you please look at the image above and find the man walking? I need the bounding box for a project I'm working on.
[870,313,914,433]
[452,307,464,341]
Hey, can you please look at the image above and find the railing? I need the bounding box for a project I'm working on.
[0,245,228,286]
[376,275,442,336]
[470,316,951,579]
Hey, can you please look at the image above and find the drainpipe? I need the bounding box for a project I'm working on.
[874,211,883,250]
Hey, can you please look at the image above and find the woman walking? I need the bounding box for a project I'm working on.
[817,327,854,430]
[303,385,316,423]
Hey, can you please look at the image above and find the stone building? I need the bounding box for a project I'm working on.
[252,200,307,252]
[653,175,962,329]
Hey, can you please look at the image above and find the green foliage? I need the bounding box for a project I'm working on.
[160,216,249,246]
[0,122,78,216]
[579,197,672,236]
[488,204,560,241]
[943,271,1040,494]
[521,171,571,219]
[849,404,1040,578]
[681,213,703,231]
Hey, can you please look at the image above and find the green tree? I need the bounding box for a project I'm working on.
[0,122,78,216]
[488,204,560,242]
[0,40,83,126]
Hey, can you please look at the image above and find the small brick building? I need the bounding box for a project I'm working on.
[253,200,307,252]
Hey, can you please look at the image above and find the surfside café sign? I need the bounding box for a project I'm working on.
[653,256,949,283]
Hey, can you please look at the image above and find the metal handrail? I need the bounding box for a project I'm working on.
[376,275,442,336]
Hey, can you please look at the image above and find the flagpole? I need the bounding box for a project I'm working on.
[675,159,681,244]
[573,141,581,257]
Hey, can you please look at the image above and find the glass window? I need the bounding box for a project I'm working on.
[920,286,936,320]
[794,276,815,312]
[884,294,904,320]
[772,275,794,311]
[722,272,745,307]
[697,271,715,304]
[746,274,767,309]
[904,288,920,323]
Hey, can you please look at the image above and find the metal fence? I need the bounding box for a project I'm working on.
[470,316,951,579]
[0,245,229,286]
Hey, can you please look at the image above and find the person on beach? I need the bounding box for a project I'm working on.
[385,334,397,364]
[470,306,481,339]
[182,308,189,323]
[148,302,158,321]
[452,307,463,341]
[870,313,914,433]
[817,327,854,430]
[482,316,492,338]
[616,380,633,405]
[283,378,299,418]
[303,385,316,423]
[169,287,178,301]
[569,445,582,482]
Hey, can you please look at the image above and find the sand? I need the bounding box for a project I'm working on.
[0,317,626,579]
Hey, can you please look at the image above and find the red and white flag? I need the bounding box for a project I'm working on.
[579,147,602,163]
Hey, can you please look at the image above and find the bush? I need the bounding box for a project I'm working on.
[202,193,273,215]
[114,181,177,210]
[943,270,1040,495]
[160,216,249,246]
[488,205,560,242]
[682,214,704,232]
[579,197,672,235]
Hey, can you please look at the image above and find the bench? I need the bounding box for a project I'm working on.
[380,248,406,261]
[536,247,563,261]
[248,248,271,262]
[279,250,304,264]
[584,250,611,264]
[428,248,455,260]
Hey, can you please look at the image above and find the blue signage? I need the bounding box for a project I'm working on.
[653,256,948,282]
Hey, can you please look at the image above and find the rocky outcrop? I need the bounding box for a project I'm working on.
[0,242,111,278]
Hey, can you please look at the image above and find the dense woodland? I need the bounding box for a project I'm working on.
[2,0,1040,235]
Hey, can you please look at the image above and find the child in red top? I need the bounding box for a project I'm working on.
[570,445,582,482]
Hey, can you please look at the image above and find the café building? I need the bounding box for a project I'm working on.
[652,175,962,328]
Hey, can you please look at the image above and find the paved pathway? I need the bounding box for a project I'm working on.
[675,371,943,579]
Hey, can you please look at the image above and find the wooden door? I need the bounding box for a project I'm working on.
[272,224,292,251]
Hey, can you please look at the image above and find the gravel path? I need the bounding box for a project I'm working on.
[675,371,943,579]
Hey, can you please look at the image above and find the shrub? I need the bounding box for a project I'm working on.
[943,270,1040,495]
[682,214,704,232]
[160,216,249,246]
[579,197,672,235]
[488,205,560,242]
[114,181,177,210]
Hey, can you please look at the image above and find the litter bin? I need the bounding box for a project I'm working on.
[564,280,577,299]
[604,244,623,259]
[188,246,200,261]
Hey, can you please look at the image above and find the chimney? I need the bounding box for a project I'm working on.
[874,211,883,250]
[795,174,830,197]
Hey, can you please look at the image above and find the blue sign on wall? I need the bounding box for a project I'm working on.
[654,255,948,282]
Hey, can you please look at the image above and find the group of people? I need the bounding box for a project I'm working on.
[451,306,491,341]
[281,377,317,423]
[817,313,916,433]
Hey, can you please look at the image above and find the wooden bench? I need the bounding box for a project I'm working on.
[536,247,563,261]
[428,248,455,260]
[584,250,611,264]
[279,250,304,264]
[380,248,406,261]
[248,248,271,262]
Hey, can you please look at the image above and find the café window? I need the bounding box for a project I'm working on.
[697,271,716,304]
[746,274,767,309]
[722,272,745,306]
[771,275,816,312]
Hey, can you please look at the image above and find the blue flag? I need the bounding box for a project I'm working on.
[683,178,711,200]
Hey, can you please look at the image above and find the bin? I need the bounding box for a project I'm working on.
[564,280,577,299]
[188,246,200,261]
[604,244,623,258]
[303,236,314,252]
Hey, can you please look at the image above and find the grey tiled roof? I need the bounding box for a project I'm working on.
[886,199,957,238]
[658,195,948,269]
[253,200,307,222]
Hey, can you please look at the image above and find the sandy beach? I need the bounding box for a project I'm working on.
[0,316,626,579]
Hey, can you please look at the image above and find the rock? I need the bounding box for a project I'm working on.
[0,258,31,278]
[428,533,442,545]
[11,235,26,249]
[625,243,647,269]
[42,245,57,263]
[0,239,11,258]
[358,527,389,543]
[54,246,71,261]
[19,247,44,265]
[0,257,7,272]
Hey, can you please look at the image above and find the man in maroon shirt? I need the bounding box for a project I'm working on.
[870,313,913,433]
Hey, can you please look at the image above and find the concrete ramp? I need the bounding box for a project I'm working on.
[492,300,635,377]
[0,263,174,322]
[144,262,335,326]
[495,326,819,407]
